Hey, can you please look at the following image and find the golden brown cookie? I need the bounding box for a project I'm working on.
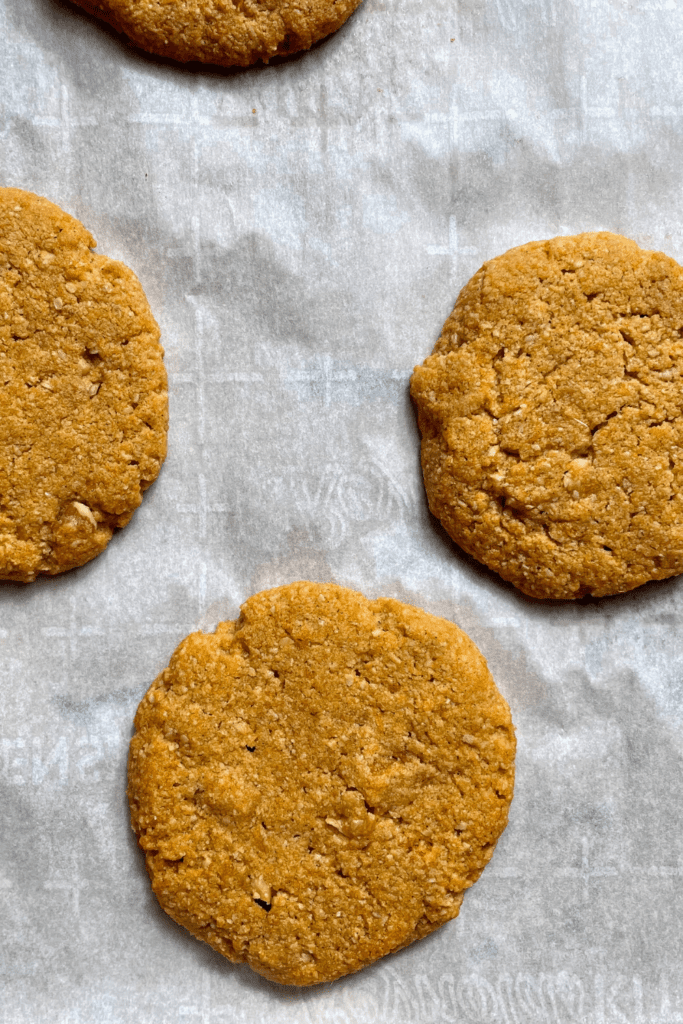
[411,232,683,600]
[72,0,364,67]
[0,187,167,582]
[128,581,515,985]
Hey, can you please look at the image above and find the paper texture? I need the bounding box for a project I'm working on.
[1,0,683,1020]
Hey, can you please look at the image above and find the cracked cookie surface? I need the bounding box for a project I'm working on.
[73,0,364,67]
[128,581,515,985]
[0,187,167,582]
[411,232,683,599]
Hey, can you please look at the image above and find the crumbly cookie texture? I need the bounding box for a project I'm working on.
[0,187,167,582]
[411,232,683,600]
[73,0,364,67]
[128,581,515,986]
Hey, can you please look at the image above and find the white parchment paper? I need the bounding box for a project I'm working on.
[1,0,683,1020]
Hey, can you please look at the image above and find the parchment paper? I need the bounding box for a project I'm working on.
[1,0,683,1020]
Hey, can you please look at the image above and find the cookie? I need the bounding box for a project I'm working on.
[128,581,515,985]
[0,187,167,582]
[73,0,364,67]
[411,232,683,600]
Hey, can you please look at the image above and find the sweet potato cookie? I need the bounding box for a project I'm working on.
[411,232,683,599]
[128,581,515,985]
[0,187,167,582]
[72,0,364,67]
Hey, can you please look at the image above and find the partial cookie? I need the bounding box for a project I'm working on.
[72,0,364,67]
[128,581,515,985]
[0,187,167,582]
[411,232,683,599]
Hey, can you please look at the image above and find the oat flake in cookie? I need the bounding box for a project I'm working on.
[0,188,167,582]
[411,232,683,600]
[128,581,515,986]
[73,0,364,67]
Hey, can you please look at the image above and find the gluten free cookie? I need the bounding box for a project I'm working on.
[0,187,167,582]
[128,581,515,985]
[411,232,683,599]
[73,0,364,67]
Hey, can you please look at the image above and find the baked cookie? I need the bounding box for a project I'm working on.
[0,187,167,582]
[72,0,364,67]
[411,232,683,599]
[128,581,515,985]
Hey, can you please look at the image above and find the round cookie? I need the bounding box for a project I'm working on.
[0,187,167,582]
[128,581,515,985]
[411,232,683,600]
[72,0,364,67]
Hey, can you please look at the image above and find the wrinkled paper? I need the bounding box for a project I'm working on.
[1,0,683,1020]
